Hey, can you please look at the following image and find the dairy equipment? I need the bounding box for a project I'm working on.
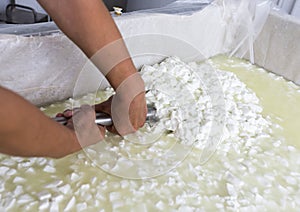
[54,105,158,126]
[0,0,300,211]
[0,0,299,107]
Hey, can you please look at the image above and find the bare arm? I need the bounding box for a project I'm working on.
[37,0,137,89]
[0,0,146,158]
[37,0,147,133]
[0,86,79,158]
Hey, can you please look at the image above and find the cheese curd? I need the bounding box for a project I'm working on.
[0,56,299,211]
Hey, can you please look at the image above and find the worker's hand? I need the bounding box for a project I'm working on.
[58,105,105,147]
[95,91,147,135]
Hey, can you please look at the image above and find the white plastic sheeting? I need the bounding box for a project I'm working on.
[0,0,279,105]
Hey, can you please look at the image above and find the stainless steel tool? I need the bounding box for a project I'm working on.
[54,105,158,126]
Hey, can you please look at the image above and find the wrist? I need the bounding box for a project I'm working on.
[64,128,82,155]
[106,58,137,90]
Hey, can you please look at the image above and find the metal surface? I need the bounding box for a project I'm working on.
[54,105,158,126]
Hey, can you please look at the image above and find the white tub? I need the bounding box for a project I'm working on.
[0,1,299,105]
[0,2,300,210]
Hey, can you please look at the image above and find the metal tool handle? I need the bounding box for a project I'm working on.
[54,106,157,126]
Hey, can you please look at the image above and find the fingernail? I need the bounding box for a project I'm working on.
[63,110,73,117]
[56,113,63,117]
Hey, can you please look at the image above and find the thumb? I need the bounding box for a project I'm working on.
[72,105,105,147]
[94,96,113,115]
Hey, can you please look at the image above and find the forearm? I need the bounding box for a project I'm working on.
[0,86,80,158]
[37,0,137,89]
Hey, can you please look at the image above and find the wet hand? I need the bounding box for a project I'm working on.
[94,92,147,135]
[57,105,105,147]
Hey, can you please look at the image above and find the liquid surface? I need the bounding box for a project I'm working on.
[0,56,300,211]
[211,55,300,149]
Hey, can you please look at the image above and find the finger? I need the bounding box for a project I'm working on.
[72,105,104,147]
[129,92,147,129]
[65,118,74,129]
[80,104,92,112]
[97,125,106,137]
[111,73,145,135]
[94,96,113,115]
[73,105,93,122]
[72,107,81,115]
[63,109,73,118]
[56,113,64,117]
[106,125,119,135]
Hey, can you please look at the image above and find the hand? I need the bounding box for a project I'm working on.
[57,105,105,147]
[95,92,147,135]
